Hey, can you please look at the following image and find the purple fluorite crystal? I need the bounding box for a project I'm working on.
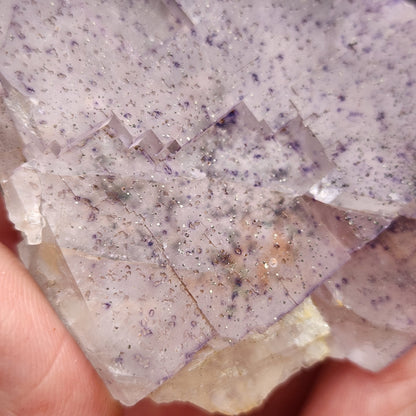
[0,0,415,412]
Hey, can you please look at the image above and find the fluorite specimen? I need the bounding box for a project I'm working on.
[0,0,415,413]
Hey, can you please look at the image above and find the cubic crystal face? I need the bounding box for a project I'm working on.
[0,0,415,414]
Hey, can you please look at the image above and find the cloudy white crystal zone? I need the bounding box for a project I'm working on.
[0,0,415,412]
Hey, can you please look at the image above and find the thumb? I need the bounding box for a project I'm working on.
[300,348,416,416]
[0,242,122,416]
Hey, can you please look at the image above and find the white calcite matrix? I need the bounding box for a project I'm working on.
[0,0,416,414]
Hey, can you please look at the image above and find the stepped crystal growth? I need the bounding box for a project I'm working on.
[0,0,415,413]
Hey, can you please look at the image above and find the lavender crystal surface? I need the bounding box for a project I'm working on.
[0,0,415,413]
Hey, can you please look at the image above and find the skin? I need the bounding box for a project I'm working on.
[0,194,415,416]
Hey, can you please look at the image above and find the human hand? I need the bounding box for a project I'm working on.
[1,194,415,416]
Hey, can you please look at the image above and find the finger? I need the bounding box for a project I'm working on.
[300,348,416,416]
[0,243,122,416]
[0,193,20,252]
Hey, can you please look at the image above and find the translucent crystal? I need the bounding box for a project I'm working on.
[0,0,415,414]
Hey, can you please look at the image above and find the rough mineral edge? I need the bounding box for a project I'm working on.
[150,297,330,415]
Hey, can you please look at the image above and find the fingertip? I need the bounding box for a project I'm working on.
[300,350,416,416]
[0,193,21,253]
